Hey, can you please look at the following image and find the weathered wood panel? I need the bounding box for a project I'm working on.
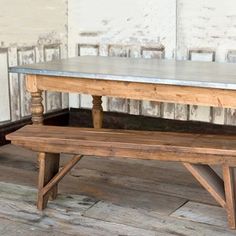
[0,49,10,122]
[44,45,62,112]
[77,44,108,112]
[107,45,130,113]
[35,45,47,112]
[0,44,67,125]
[18,47,36,118]
[141,47,164,117]
[79,44,99,110]
[8,47,20,122]
[226,50,236,125]
[188,50,215,123]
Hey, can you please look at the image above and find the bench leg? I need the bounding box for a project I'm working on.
[223,165,236,229]
[37,152,60,210]
[92,95,103,128]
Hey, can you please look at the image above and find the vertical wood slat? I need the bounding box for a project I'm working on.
[226,50,236,125]
[44,45,62,112]
[35,45,47,113]
[60,43,69,109]
[8,47,20,122]
[107,45,130,113]
[127,46,141,115]
[141,46,164,117]
[161,44,175,120]
[188,50,216,123]
[78,44,99,110]
[59,43,69,109]
[17,47,36,118]
[0,48,11,122]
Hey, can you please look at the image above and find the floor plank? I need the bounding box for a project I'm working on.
[84,201,234,236]
[0,218,73,236]
[171,201,228,227]
[71,167,214,205]
[0,182,156,236]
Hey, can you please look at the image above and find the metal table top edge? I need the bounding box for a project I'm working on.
[8,56,236,90]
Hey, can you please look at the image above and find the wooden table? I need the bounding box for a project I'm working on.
[10,56,236,127]
[10,56,236,228]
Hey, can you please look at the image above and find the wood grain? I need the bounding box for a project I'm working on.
[92,96,103,128]
[37,152,60,210]
[32,75,236,109]
[7,125,236,163]
[183,163,226,208]
[171,201,227,227]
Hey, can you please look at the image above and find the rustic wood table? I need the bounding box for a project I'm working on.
[10,56,236,228]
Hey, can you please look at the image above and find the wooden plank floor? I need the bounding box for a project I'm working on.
[0,144,234,235]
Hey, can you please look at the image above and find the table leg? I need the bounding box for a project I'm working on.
[92,95,103,128]
[31,91,44,125]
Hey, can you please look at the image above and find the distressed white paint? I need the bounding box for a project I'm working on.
[18,48,36,118]
[8,47,21,122]
[177,0,236,61]
[0,0,67,47]
[68,0,176,57]
[0,52,10,122]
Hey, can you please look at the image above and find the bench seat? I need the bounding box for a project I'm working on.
[6,125,236,229]
[6,125,236,165]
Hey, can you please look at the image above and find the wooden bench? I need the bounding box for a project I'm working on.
[6,124,236,229]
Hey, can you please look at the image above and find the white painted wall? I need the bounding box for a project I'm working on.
[177,0,236,61]
[0,0,67,47]
[68,0,176,57]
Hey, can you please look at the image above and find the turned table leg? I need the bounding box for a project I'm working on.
[26,75,60,207]
[31,91,44,125]
[92,95,103,128]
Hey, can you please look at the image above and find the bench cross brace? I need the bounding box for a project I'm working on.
[184,163,236,229]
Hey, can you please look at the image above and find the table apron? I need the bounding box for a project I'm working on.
[26,74,236,109]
